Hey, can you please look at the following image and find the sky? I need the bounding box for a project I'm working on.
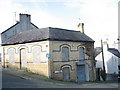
[0,0,119,47]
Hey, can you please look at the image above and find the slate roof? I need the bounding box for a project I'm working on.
[2,27,94,45]
[1,22,39,34]
[108,48,120,58]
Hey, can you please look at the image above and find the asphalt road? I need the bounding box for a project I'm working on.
[2,68,119,88]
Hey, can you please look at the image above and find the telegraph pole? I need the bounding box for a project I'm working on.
[101,39,106,81]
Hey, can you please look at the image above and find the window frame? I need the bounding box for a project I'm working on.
[62,47,69,61]
[79,47,85,60]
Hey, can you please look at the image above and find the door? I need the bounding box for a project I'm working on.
[77,65,86,82]
[63,67,70,81]
[20,48,27,69]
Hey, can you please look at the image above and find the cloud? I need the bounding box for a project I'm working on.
[0,0,119,47]
[0,0,72,32]
[76,0,118,46]
[0,0,23,32]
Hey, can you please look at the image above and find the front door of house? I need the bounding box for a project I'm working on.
[63,67,70,81]
[77,65,85,82]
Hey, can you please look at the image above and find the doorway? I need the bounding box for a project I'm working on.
[77,65,86,82]
[63,67,70,81]
[20,48,27,69]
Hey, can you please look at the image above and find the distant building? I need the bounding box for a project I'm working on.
[96,43,119,72]
[1,14,96,82]
[1,14,39,43]
[95,40,119,80]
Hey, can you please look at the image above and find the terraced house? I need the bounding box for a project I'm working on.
[1,14,96,82]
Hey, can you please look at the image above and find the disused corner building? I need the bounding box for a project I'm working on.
[1,14,96,82]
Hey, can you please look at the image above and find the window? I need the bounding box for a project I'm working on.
[79,47,85,60]
[32,46,41,62]
[62,47,69,61]
[8,48,15,64]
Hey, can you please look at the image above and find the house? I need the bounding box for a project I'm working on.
[95,40,119,80]
[1,13,39,43]
[1,14,96,82]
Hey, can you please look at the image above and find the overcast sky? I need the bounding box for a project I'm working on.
[0,0,119,47]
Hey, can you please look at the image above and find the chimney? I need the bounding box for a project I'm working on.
[19,13,31,23]
[77,23,84,34]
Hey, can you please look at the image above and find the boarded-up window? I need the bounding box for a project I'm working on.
[32,46,41,62]
[62,47,69,61]
[8,48,15,64]
[79,47,85,60]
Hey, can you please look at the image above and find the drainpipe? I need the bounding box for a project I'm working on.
[92,43,95,81]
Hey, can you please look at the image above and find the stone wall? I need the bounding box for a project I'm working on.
[49,41,96,82]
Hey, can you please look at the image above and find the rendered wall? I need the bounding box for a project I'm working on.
[2,41,49,77]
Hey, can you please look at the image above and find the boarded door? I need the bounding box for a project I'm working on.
[77,65,85,82]
[20,48,27,68]
[62,47,69,61]
[63,67,70,81]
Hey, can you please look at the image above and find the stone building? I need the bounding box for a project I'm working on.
[1,14,96,82]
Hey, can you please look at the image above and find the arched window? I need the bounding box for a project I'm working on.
[79,47,85,60]
[62,47,69,61]
[8,49,15,64]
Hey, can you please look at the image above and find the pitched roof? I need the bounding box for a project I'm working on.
[2,27,94,45]
[108,48,120,58]
[1,22,39,34]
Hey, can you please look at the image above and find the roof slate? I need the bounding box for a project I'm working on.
[2,27,94,45]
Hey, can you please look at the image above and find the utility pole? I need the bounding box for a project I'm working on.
[101,39,106,81]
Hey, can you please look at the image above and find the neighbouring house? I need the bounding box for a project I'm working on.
[95,40,120,80]
[1,13,39,43]
[1,14,96,82]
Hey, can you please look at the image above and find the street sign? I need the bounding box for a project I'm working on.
[54,70,62,73]
[46,53,50,58]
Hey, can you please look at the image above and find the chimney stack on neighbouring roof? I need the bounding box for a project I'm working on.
[19,13,31,23]
[77,23,84,34]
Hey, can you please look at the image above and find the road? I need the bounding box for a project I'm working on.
[2,68,119,88]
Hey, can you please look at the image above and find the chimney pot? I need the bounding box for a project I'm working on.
[77,23,84,34]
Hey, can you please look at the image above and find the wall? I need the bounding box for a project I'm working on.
[2,41,49,77]
[49,41,96,82]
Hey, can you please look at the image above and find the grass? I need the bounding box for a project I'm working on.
[8,68,48,79]
[22,70,48,79]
